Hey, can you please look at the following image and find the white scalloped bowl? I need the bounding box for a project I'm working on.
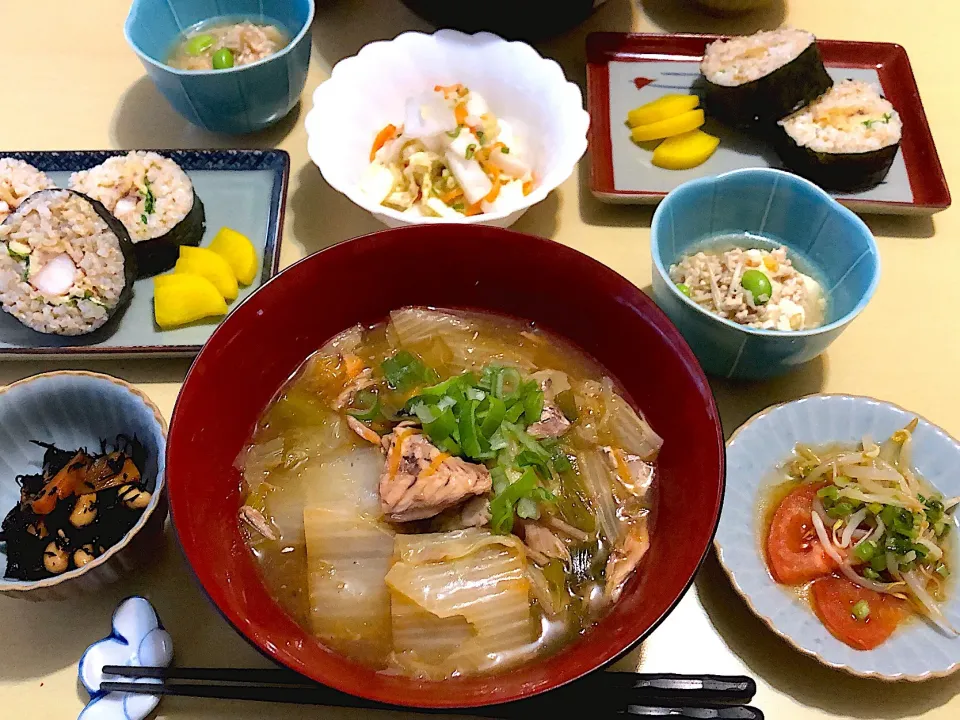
[305,30,589,228]
[716,394,960,681]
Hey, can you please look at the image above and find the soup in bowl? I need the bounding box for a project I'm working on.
[167,225,724,707]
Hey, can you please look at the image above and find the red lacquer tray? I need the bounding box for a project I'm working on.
[586,32,950,215]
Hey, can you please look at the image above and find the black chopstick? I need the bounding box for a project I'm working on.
[100,666,759,718]
[103,665,308,685]
[102,666,756,704]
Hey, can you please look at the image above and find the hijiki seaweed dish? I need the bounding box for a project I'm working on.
[0,435,152,581]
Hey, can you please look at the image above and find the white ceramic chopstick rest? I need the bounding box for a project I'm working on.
[77,596,173,720]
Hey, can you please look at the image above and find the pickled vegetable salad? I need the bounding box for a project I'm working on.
[360,84,535,218]
[771,420,959,647]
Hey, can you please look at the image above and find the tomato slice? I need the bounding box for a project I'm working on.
[766,483,842,585]
[811,575,906,650]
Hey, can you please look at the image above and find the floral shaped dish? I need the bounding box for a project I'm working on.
[305,29,589,229]
[78,596,173,719]
[716,394,960,681]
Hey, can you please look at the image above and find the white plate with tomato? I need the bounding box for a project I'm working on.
[715,394,960,681]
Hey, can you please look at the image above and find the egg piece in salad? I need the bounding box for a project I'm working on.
[359,84,536,218]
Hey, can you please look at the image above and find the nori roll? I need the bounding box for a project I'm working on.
[0,189,137,335]
[700,29,833,127]
[775,80,902,191]
[69,151,205,277]
[0,158,55,224]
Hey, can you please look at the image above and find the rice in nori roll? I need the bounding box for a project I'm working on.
[701,28,832,127]
[0,158,55,224]
[69,151,205,277]
[0,189,137,336]
[776,80,902,191]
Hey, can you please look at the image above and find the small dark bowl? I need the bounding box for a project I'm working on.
[167,225,724,708]
[400,0,601,41]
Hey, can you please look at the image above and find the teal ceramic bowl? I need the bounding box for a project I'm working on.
[650,168,880,380]
[124,0,314,134]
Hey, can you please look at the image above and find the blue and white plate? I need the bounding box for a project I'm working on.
[716,394,960,680]
[0,149,288,359]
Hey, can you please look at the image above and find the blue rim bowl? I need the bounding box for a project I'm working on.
[650,168,881,380]
[124,0,315,135]
[0,371,168,601]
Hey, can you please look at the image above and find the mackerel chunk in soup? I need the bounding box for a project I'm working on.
[238,308,662,679]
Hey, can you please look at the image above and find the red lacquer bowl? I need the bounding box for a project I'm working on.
[167,225,725,708]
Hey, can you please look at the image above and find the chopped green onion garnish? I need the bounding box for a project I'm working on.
[501,146,510,154]
[479,396,506,438]
[817,486,840,502]
[867,502,883,515]
[458,400,483,459]
[854,540,877,562]
[523,385,544,425]
[465,144,477,160]
[516,496,540,519]
[504,401,525,423]
[490,467,555,534]
[936,563,950,578]
[552,451,573,473]
[553,389,578,422]
[828,502,853,518]
[852,600,871,622]
[675,282,691,297]
[347,388,380,422]
[870,554,887,572]
[381,351,437,391]
[446,127,462,138]
[863,567,881,580]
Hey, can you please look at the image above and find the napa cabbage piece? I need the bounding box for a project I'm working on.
[601,379,663,461]
[571,379,663,463]
[388,308,475,347]
[245,447,383,547]
[305,507,395,667]
[385,529,535,678]
[392,593,475,665]
[576,447,622,545]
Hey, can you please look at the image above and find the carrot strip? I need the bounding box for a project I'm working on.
[440,188,464,204]
[522,177,535,196]
[30,452,88,515]
[611,448,632,487]
[465,202,483,216]
[387,428,414,477]
[454,104,468,126]
[342,353,365,380]
[435,83,465,98]
[419,453,451,478]
[370,124,398,161]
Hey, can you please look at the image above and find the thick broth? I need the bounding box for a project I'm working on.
[239,308,659,677]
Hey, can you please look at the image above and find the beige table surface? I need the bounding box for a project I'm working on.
[1,0,958,718]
